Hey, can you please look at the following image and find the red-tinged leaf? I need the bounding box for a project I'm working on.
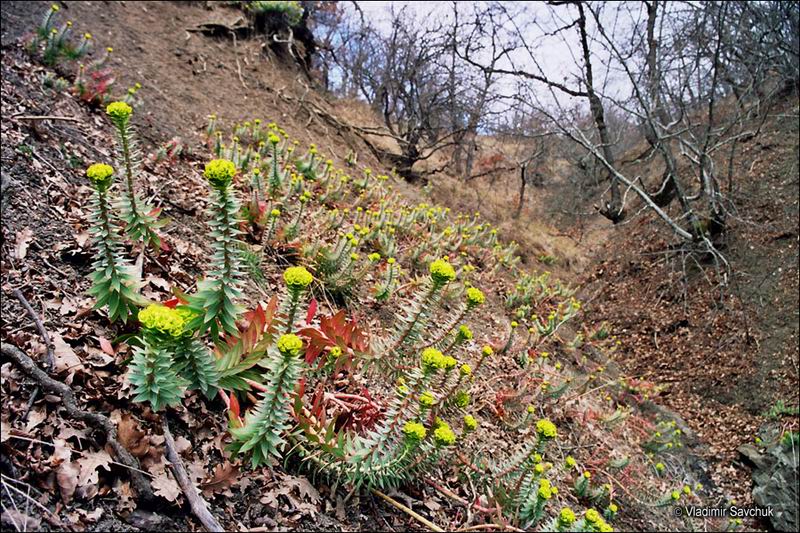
[311,384,324,418]
[305,298,318,324]
[243,303,266,331]
[227,391,242,426]
[147,207,162,217]
[97,336,115,356]
[163,298,180,309]
[159,238,171,252]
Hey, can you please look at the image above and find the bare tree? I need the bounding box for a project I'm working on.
[458,0,799,277]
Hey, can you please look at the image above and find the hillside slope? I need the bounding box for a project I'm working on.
[1,2,796,532]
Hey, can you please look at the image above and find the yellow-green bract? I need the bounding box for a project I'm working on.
[138,304,187,337]
[283,266,313,291]
[204,158,237,188]
[86,163,114,189]
[276,333,303,356]
[106,101,132,124]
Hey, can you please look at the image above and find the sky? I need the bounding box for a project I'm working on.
[343,1,642,116]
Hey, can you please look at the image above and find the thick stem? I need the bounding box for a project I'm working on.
[118,124,142,221]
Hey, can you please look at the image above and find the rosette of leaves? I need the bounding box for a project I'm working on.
[85,163,144,323]
[171,307,220,398]
[374,257,398,302]
[106,101,165,250]
[228,334,306,466]
[186,159,245,340]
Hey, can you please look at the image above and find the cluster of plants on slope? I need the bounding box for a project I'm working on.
[28,4,141,107]
[81,106,719,530]
[28,6,715,529]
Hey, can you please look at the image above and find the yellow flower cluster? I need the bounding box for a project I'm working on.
[204,158,236,188]
[421,347,449,372]
[429,258,456,285]
[558,508,576,528]
[433,422,456,446]
[584,509,613,532]
[403,421,427,442]
[442,355,458,370]
[465,287,485,307]
[536,419,558,440]
[276,334,303,356]
[537,478,553,500]
[459,363,472,377]
[458,325,473,340]
[86,163,114,189]
[105,101,132,125]
[463,414,477,431]
[283,266,313,291]
[419,391,435,407]
[138,304,187,337]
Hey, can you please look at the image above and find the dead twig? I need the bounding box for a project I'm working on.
[162,414,224,532]
[11,115,80,122]
[1,344,155,504]
[371,488,445,532]
[12,289,54,371]
[12,289,55,423]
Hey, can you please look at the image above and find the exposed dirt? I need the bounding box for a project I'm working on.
[581,97,800,505]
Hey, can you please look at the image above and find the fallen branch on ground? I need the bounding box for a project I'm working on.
[1,343,155,503]
[11,115,80,122]
[162,414,224,532]
[371,488,445,532]
[12,289,55,423]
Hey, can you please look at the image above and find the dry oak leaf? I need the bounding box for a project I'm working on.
[52,332,85,375]
[151,471,181,502]
[77,449,113,487]
[284,475,320,504]
[200,462,239,497]
[57,461,80,504]
[117,413,150,458]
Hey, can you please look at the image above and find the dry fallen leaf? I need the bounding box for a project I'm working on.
[98,336,115,356]
[57,461,80,504]
[200,462,239,497]
[117,413,150,458]
[51,333,85,375]
[151,471,181,502]
[24,407,47,432]
[77,449,113,487]
[14,227,33,259]
[284,474,320,504]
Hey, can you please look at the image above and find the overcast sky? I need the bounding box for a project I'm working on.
[346,1,642,114]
